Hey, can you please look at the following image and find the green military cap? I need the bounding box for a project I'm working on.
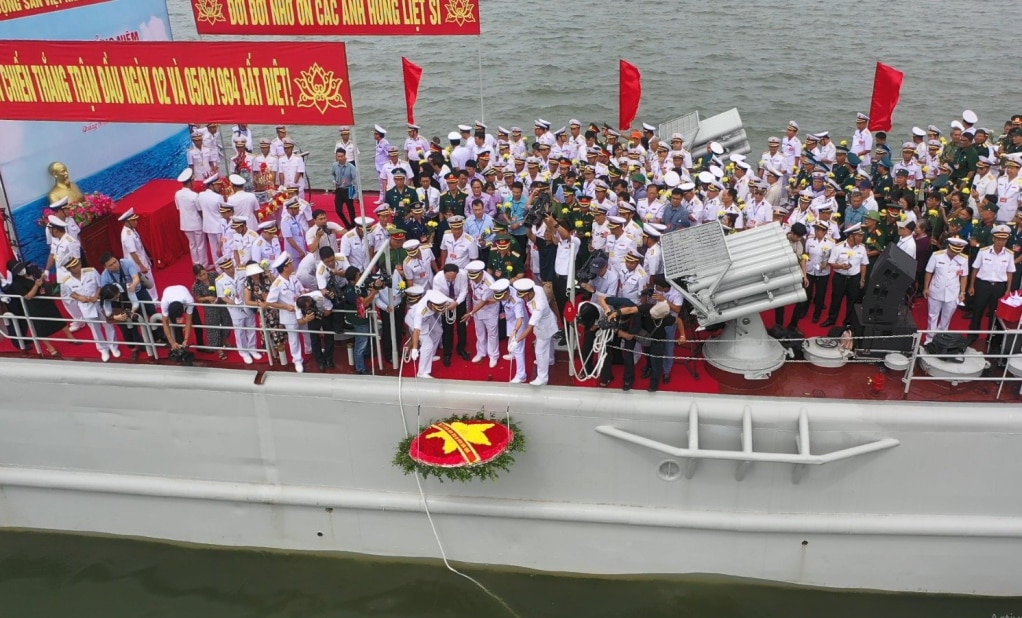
[608,165,622,177]
[494,233,514,244]
[866,210,882,222]
[981,202,998,213]
[631,172,647,184]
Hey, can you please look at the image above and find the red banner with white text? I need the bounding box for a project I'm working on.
[191,0,479,36]
[0,0,112,22]
[0,41,355,124]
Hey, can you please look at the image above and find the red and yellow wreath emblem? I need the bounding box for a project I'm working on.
[410,420,512,467]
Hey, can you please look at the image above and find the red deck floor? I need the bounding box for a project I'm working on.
[2,188,1018,404]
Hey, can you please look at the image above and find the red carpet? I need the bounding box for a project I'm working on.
[0,185,993,400]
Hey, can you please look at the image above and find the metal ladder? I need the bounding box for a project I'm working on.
[595,401,899,484]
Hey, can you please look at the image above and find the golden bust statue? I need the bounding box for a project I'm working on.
[48,161,85,205]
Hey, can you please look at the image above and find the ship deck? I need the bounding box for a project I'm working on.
[3,188,1019,405]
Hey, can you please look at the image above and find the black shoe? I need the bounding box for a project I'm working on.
[622,382,633,392]
[326,359,335,369]
[458,350,471,361]
[647,385,658,393]
[443,354,452,367]
[821,319,836,327]
[641,367,652,380]
[662,373,671,384]
[812,313,821,323]
[317,361,327,371]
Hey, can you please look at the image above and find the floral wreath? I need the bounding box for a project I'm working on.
[393,411,525,482]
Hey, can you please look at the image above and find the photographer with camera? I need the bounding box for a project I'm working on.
[1,258,70,356]
[305,209,344,255]
[100,282,144,361]
[336,266,385,375]
[596,293,686,392]
[579,255,618,300]
[160,284,197,365]
[296,291,335,371]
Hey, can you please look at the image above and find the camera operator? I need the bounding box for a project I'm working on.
[596,295,684,392]
[296,291,335,371]
[580,256,619,300]
[316,246,347,331]
[99,282,144,361]
[336,266,383,375]
[160,284,197,365]
[649,274,685,383]
[305,209,344,254]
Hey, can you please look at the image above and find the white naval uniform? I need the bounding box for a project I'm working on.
[277,154,307,200]
[643,243,663,276]
[852,129,873,166]
[252,235,282,265]
[62,268,116,354]
[410,296,446,378]
[266,273,304,369]
[280,212,310,261]
[176,186,207,267]
[440,231,478,269]
[217,270,257,356]
[339,229,370,271]
[400,254,433,290]
[469,272,500,363]
[896,234,917,259]
[187,146,218,181]
[50,234,84,323]
[233,229,260,267]
[502,289,528,382]
[617,265,649,304]
[995,174,1022,222]
[121,225,157,302]
[522,287,558,384]
[198,190,225,261]
[228,190,260,230]
[924,250,968,344]
[606,233,634,270]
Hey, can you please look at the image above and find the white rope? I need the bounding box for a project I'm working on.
[396,321,521,618]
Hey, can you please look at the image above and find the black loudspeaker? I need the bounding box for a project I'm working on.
[860,245,916,324]
[853,305,917,353]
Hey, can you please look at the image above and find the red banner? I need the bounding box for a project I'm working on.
[402,57,422,125]
[0,41,354,125]
[868,62,904,133]
[619,59,641,131]
[0,0,111,22]
[191,0,479,36]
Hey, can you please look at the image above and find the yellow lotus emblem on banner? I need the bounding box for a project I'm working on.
[294,63,348,115]
[194,0,226,25]
[445,0,476,27]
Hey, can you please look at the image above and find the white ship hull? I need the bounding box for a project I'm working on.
[0,359,1019,596]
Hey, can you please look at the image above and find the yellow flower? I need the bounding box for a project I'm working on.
[801,253,809,261]
[922,166,931,174]
[928,209,938,216]
[506,264,513,271]
[827,172,835,178]
[208,285,216,292]
[840,140,849,147]
[562,208,569,214]
[962,188,971,195]
[585,232,591,237]
[483,228,491,235]
[833,213,841,219]
[398,281,407,290]
[940,137,948,145]
[807,215,816,223]
[575,220,583,228]
[427,220,438,227]
[972,218,979,225]
[939,187,948,194]
[403,198,411,204]
[880,209,887,217]
[717,209,725,217]
[722,177,730,183]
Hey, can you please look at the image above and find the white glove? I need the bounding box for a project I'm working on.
[410,348,420,360]
[507,338,518,353]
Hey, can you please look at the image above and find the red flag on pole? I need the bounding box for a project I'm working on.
[868,62,904,132]
[402,57,423,126]
[619,60,642,130]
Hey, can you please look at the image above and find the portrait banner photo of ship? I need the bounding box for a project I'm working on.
[190,0,479,36]
[0,0,189,269]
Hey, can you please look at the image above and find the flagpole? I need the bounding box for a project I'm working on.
[477,40,485,122]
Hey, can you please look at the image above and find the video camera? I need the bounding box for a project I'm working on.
[523,191,551,227]
[354,272,391,298]
[575,250,608,285]
[596,316,622,331]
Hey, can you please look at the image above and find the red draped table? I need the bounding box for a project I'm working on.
[111,179,187,269]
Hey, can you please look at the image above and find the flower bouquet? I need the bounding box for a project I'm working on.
[37,192,114,229]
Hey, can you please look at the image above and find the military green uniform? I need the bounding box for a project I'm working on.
[952,145,979,182]
[971,220,994,248]
[439,190,467,217]
[863,224,888,259]
[873,172,894,198]
[487,247,525,280]
[385,186,418,219]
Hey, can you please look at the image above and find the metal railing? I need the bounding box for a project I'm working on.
[903,327,1022,400]
[0,293,384,374]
